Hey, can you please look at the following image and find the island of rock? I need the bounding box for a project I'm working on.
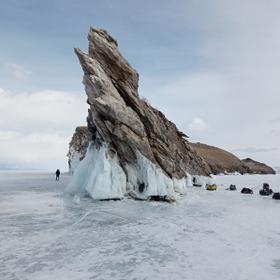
[241,158,276,175]
[191,143,275,175]
[66,27,212,201]
[191,143,250,175]
[68,128,276,178]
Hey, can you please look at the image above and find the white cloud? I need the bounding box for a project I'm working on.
[5,63,31,80]
[0,88,88,133]
[0,88,88,170]
[0,130,68,169]
[188,117,207,132]
[231,147,279,154]
[140,0,280,167]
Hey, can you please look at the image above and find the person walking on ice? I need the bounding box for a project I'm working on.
[55,169,60,181]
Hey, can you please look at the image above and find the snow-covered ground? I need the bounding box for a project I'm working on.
[0,171,279,280]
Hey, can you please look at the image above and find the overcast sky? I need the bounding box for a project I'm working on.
[0,0,279,171]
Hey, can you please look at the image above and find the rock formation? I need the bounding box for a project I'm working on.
[191,143,250,174]
[67,126,91,174]
[191,142,276,175]
[66,27,211,200]
[241,158,276,175]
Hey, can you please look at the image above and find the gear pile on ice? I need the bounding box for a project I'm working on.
[66,27,211,200]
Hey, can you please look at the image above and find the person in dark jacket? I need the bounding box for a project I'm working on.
[55,169,60,181]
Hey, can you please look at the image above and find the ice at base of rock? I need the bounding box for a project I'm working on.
[65,144,126,200]
[66,143,214,201]
[68,148,83,175]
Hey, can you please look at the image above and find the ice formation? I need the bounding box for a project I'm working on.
[66,142,214,201]
[66,144,126,200]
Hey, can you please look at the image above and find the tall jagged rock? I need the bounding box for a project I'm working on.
[67,27,211,200]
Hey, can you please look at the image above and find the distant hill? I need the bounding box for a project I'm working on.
[191,143,249,175]
[68,127,276,176]
[241,158,276,175]
[191,143,275,175]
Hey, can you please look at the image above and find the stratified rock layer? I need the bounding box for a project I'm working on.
[67,126,91,174]
[74,27,211,181]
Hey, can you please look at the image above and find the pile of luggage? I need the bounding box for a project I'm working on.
[258,183,280,199]
[259,183,273,196]
[194,177,280,200]
[225,182,280,200]
[241,187,253,194]
[226,184,237,191]
[206,184,217,191]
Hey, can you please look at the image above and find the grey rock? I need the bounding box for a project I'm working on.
[242,158,276,175]
[73,27,211,183]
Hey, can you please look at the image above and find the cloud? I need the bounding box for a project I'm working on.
[5,63,31,80]
[188,117,207,132]
[0,130,68,169]
[231,147,279,154]
[0,88,88,133]
[139,0,280,167]
[0,88,88,170]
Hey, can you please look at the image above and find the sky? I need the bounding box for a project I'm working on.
[0,0,280,171]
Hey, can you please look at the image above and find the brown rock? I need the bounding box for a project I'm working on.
[67,126,91,174]
[74,27,211,180]
[191,142,250,175]
[241,158,276,174]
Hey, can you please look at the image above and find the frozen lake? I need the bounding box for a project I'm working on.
[0,171,280,280]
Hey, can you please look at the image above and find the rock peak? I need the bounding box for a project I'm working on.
[88,27,118,47]
[68,27,211,200]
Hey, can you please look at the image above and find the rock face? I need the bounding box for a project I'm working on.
[241,158,276,175]
[66,27,211,200]
[67,126,91,174]
[191,143,250,175]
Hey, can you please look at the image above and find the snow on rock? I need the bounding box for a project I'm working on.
[67,126,91,174]
[68,148,83,175]
[67,143,199,200]
[66,143,126,200]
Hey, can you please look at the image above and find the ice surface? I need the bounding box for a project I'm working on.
[1,171,280,280]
